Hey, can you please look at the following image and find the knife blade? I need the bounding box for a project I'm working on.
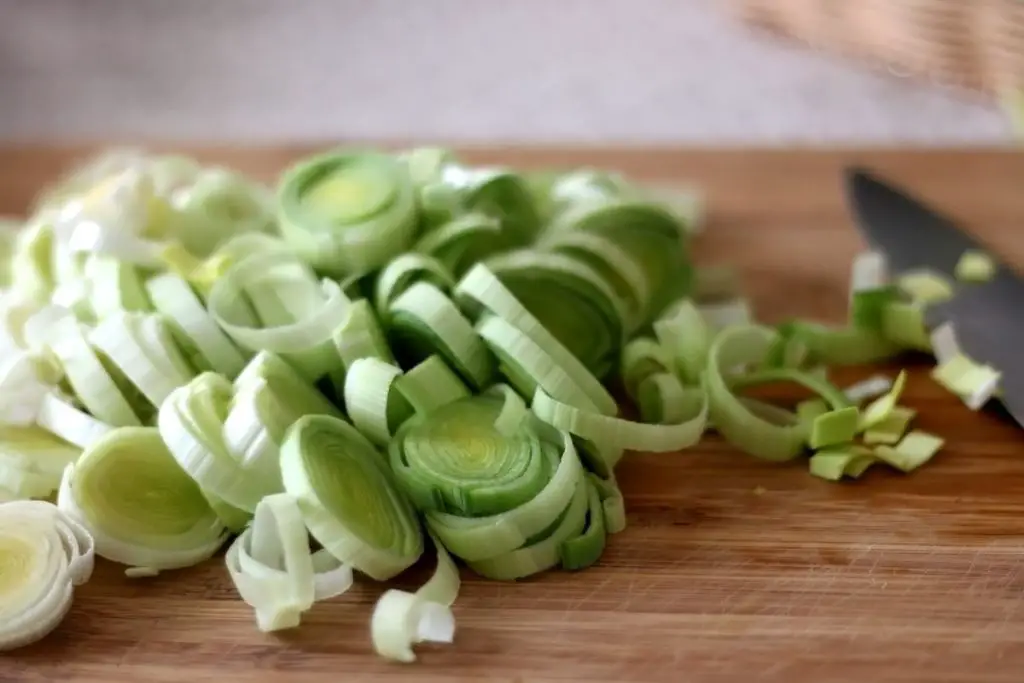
[845,167,1024,427]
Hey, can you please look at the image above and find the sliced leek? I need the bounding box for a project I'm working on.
[58,426,227,570]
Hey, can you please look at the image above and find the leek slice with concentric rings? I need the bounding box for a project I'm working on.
[57,426,227,571]
[278,152,418,276]
[280,414,423,581]
[0,500,94,651]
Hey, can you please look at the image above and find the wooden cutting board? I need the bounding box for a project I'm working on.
[3,147,1024,683]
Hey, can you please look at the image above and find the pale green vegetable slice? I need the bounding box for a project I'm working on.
[455,264,616,416]
[589,472,626,534]
[931,353,1001,411]
[333,299,395,369]
[809,446,876,481]
[636,372,697,425]
[863,406,917,445]
[0,425,80,500]
[83,256,152,318]
[160,373,281,513]
[558,478,607,571]
[652,299,710,384]
[395,356,470,417]
[280,414,423,581]
[873,430,945,472]
[882,301,931,351]
[57,426,227,570]
[795,398,828,427]
[374,254,456,315]
[0,500,94,651]
[786,321,902,365]
[849,286,899,332]
[371,536,459,663]
[706,325,807,461]
[620,337,673,401]
[423,427,583,564]
[955,250,995,283]
[843,375,893,404]
[476,313,601,414]
[859,370,907,430]
[87,312,197,410]
[483,250,626,378]
[0,351,55,428]
[731,367,852,410]
[11,219,56,303]
[343,358,412,447]
[226,493,353,632]
[207,252,348,381]
[532,382,706,453]
[808,406,859,450]
[277,151,419,276]
[897,269,954,305]
[387,282,495,390]
[170,167,276,257]
[413,213,503,278]
[145,272,247,376]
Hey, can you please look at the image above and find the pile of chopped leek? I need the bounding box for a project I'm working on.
[0,147,973,658]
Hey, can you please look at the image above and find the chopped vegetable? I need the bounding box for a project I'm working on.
[862,406,916,445]
[873,430,945,472]
[896,269,954,304]
[809,445,875,481]
[955,250,996,283]
[859,370,907,430]
[809,406,859,449]
[931,353,1001,411]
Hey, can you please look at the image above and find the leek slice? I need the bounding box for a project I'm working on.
[278,151,418,276]
[207,252,348,381]
[955,250,995,283]
[0,425,80,500]
[636,372,698,425]
[374,254,456,315]
[280,414,423,581]
[145,272,247,376]
[652,299,710,384]
[11,219,55,303]
[227,493,352,632]
[874,430,945,472]
[931,354,1001,411]
[0,500,94,651]
[343,357,412,447]
[413,213,504,278]
[859,370,907,430]
[394,355,471,418]
[170,167,275,257]
[808,406,859,450]
[809,446,875,481]
[455,264,616,416]
[786,321,902,365]
[620,337,673,401]
[58,426,227,570]
[897,269,954,305]
[387,282,496,390]
[882,301,931,351]
[333,299,395,369]
[706,325,808,461]
[863,406,916,445]
[483,250,625,378]
[371,536,459,663]
[843,375,893,404]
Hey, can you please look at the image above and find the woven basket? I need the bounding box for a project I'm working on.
[732,0,1024,96]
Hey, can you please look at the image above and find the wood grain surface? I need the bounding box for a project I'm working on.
[2,147,1024,683]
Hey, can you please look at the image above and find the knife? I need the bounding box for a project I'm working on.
[845,167,1024,427]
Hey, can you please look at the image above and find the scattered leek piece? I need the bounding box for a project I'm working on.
[859,370,907,430]
[795,398,828,426]
[0,500,94,651]
[843,374,893,404]
[809,406,859,450]
[955,250,996,283]
[896,269,954,305]
[881,301,931,351]
[873,430,945,473]
[931,353,1001,411]
[862,406,916,445]
[809,445,875,481]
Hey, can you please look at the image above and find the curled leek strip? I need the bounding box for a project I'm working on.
[706,325,808,461]
[207,253,348,381]
[343,358,412,447]
[484,250,626,379]
[83,256,152,318]
[413,213,503,278]
[533,383,706,453]
[280,414,424,581]
[785,321,902,366]
[550,198,691,319]
[387,282,496,390]
[0,500,94,651]
[227,493,353,632]
[145,272,247,377]
[455,264,617,416]
[88,312,198,410]
[395,355,471,417]
[160,373,282,513]
[374,254,456,316]
[620,337,673,401]
[372,535,459,663]
[277,151,419,276]
[57,426,227,571]
[333,299,395,369]
[170,167,276,257]
[653,299,711,385]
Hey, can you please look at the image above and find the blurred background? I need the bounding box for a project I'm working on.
[0,0,1015,144]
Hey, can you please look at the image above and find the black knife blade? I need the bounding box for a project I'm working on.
[845,168,1024,427]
